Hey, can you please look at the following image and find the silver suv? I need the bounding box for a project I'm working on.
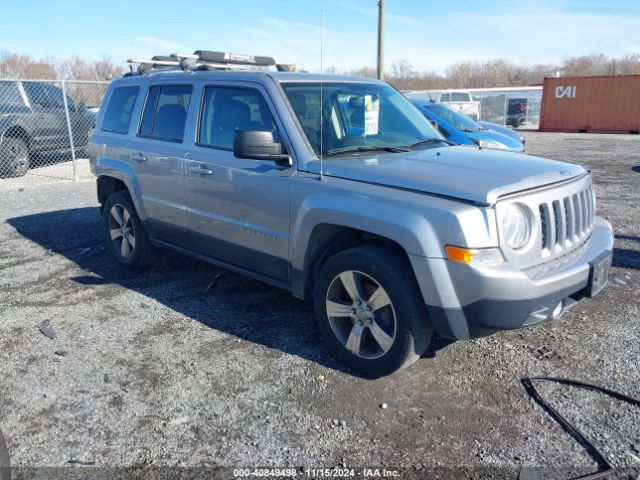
[89,51,613,377]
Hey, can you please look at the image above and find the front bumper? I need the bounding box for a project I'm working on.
[416,216,614,340]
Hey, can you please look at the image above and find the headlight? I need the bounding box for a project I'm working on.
[477,139,510,151]
[501,203,532,250]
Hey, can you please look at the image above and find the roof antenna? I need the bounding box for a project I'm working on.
[319,8,324,181]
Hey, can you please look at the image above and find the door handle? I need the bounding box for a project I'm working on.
[190,165,213,175]
[136,153,147,163]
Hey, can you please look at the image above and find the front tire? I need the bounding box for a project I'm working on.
[103,191,157,269]
[0,137,29,178]
[313,246,432,378]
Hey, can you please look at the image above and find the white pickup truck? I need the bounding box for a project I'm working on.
[433,90,480,120]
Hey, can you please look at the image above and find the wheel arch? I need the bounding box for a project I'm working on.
[290,209,439,301]
[97,175,128,210]
[1,125,31,150]
[93,152,147,219]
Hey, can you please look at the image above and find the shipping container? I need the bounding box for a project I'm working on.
[539,75,640,134]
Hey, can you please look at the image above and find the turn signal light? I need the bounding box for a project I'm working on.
[445,246,473,264]
[445,246,504,265]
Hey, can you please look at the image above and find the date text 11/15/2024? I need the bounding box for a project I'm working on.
[232,467,400,478]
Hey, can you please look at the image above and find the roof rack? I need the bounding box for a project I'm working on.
[125,50,295,75]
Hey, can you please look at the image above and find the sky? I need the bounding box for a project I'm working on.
[1,0,639,74]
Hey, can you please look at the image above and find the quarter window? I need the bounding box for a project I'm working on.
[102,86,140,134]
[139,85,192,142]
[197,86,277,150]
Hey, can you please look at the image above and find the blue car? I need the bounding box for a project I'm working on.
[410,98,525,152]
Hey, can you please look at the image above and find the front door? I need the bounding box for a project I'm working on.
[185,84,292,280]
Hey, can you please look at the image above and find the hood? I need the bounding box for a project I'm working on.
[307,146,585,205]
[466,129,524,152]
[0,105,30,115]
[477,121,523,140]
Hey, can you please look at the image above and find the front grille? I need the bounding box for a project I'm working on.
[539,184,594,252]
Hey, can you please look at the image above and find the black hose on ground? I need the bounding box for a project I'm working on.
[0,426,10,480]
[521,377,640,480]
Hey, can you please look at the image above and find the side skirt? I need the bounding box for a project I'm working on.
[151,238,292,293]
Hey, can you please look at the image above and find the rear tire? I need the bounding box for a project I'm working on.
[313,245,432,378]
[0,137,29,178]
[103,190,157,269]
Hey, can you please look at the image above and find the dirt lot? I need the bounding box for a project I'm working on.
[0,132,639,479]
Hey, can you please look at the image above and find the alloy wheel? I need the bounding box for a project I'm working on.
[325,270,397,359]
[108,203,136,258]
[8,142,27,172]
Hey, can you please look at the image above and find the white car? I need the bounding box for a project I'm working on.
[433,91,480,120]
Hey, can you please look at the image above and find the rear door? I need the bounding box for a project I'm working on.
[45,84,91,148]
[125,83,193,245]
[43,84,81,149]
[184,82,293,280]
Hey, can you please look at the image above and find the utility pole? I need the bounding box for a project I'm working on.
[377,0,385,80]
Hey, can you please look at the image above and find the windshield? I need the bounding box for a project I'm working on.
[282,82,443,157]
[425,103,482,133]
[450,92,471,102]
[0,81,24,106]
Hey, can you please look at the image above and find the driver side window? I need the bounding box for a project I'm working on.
[23,82,51,108]
[43,84,67,109]
[197,86,278,150]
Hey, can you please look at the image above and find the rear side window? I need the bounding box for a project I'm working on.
[102,86,140,134]
[440,93,450,102]
[139,85,192,142]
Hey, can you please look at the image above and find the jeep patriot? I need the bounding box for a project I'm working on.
[89,51,613,377]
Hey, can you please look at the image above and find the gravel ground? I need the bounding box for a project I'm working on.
[0,132,638,479]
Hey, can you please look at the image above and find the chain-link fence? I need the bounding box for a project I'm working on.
[0,79,109,183]
[404,86,543,129]
[470,88,542,129]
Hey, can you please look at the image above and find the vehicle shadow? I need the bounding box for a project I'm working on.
[615,234,640,243]
[613,247,640,270]
[7,207,453,378]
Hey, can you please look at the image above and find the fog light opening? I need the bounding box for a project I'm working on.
[551,301,565,320]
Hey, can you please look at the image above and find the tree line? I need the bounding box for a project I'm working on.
[345,53,640,90]
[1,50,639,90]
[0,51,122,81]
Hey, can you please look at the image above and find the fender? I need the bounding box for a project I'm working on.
[290,194,450,271]
[93,156,148,221]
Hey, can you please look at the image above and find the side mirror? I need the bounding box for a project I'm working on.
[233,130,291,166]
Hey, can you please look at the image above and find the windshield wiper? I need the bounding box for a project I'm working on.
[405,138,453,148]
[324,145,410,156]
